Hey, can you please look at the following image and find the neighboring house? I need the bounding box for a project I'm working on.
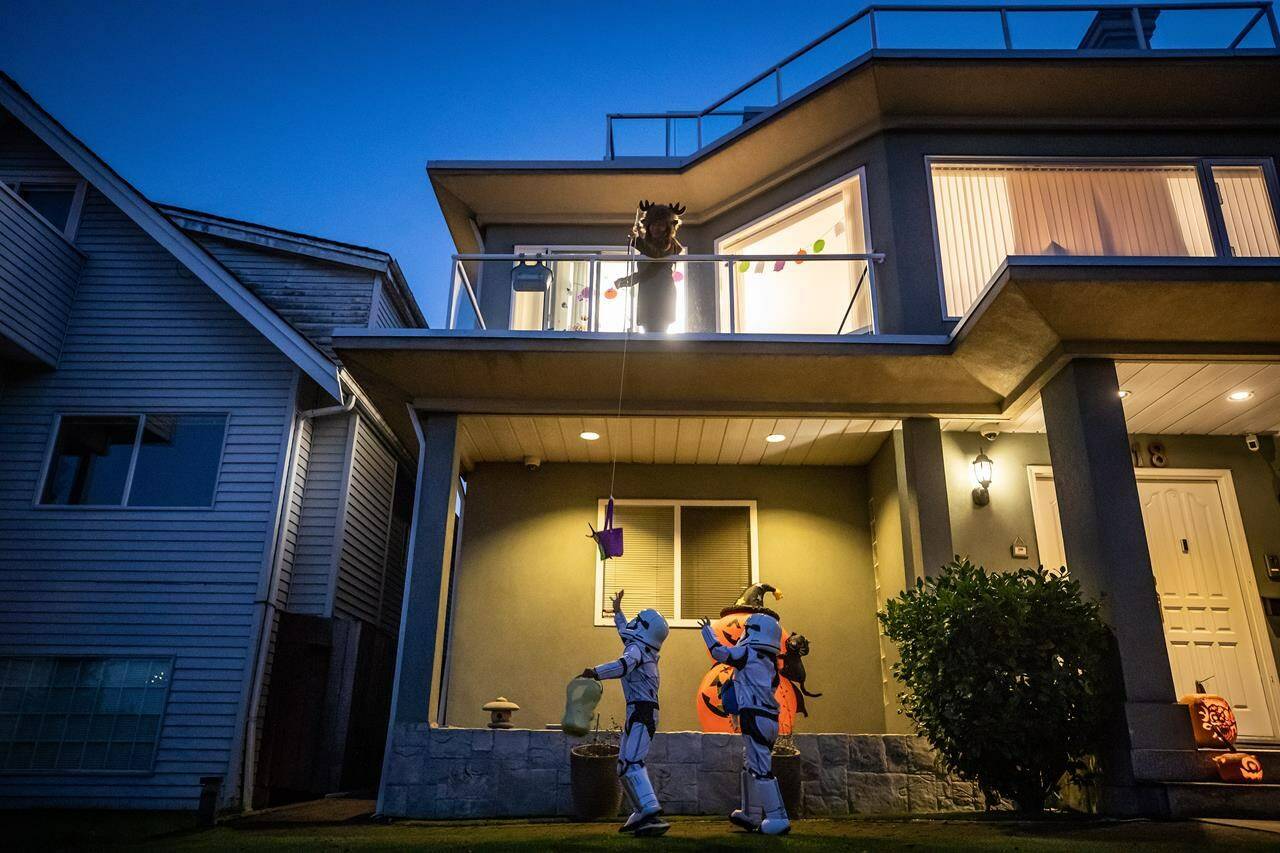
[335,3,1280,820]
[0,73,425,810]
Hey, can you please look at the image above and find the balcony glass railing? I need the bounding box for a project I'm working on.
[605,2,1280,159]
[447,253,885,336]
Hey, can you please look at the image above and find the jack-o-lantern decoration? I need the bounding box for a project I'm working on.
[694,583,818,735]
[1213,752,1264,783]
[1179,680,1238,748]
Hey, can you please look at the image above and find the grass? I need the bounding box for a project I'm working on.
[7,811,1279,853]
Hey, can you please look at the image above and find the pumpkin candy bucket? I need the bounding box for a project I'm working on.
[587,497,624,560]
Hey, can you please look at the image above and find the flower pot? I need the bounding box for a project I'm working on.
[569,743,622,820]
[772,746,803,818]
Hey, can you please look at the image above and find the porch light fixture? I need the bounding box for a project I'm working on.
[580,431,601,441]
[1228,390,1254,401]
[765,433,787,443]
[971,450,994,507]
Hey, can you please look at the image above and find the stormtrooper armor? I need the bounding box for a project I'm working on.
[700,612,791,836]
[584,602,670,836]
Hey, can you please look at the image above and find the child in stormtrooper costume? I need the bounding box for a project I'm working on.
[698,612,791,835]
[579,590,670,836]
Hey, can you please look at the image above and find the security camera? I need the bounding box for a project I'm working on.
[1245,434,1261,452]
[978,423,1002,442]
[523,455,542,471]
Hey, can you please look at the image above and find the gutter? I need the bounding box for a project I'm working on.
[239,379,355,810]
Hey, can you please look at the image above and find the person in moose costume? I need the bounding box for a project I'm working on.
[578,590,670,837]
[698,611,791,836]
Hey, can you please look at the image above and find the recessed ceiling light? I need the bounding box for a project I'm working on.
[579,431,600,441]
[1228,390,1254,402]
[1118,390,1131,398]
[765,433,787,443]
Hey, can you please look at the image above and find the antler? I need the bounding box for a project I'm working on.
[637,199,653,211]
[670,202,686,216]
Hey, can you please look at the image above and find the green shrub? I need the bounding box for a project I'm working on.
[878,558,1113,812]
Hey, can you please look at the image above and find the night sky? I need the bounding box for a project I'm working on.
[3,0,1264,324]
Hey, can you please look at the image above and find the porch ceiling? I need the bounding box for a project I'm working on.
[459,415,896,469]
[945,361,1280,436]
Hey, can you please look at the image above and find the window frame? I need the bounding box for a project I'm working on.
[713,167,875,334]
[592,498,759,629]
[924,155,1280,322]
[5,178,88,242]
[0,654,175,776]
[34,412,230,510]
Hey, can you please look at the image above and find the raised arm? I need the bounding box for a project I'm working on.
[610,589,627,635]
[698,618,746,665]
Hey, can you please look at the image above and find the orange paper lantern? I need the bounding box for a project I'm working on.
[1212,752,1264,782]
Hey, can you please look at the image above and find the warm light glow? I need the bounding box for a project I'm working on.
[1228,390,1254,401]
[765,433,787,443]
[579,431,601,441]
[1118,390,1131,398]
[971,451,994,488]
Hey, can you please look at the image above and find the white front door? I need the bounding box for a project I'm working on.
[1029,469,1278,740]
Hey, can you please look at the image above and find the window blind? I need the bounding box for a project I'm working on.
[680,505,752,620]
[601,504,675,617]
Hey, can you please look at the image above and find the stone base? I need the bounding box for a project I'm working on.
[378,725,984,819]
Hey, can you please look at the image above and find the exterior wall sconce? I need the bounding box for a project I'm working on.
[971,450,994,506]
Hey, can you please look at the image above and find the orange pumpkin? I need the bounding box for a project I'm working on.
[1178,684,1238,748]
[1212,752,1264,783]
[694,610,800,735]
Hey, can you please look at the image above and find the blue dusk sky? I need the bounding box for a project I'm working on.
[3,1,1266,324]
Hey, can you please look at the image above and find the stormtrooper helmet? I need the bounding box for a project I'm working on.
[622,608,670,651]
[738,612,782,654]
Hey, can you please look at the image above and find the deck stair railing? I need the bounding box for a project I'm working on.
[604,1,1280,159]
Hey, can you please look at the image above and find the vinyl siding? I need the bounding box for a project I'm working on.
[371,277,405,329]
[332,413,397,626]
[287,412,351,614]
[0,114,79,180]
[191,235,374,358]
[0,185,296,809]
[0,184,83,365]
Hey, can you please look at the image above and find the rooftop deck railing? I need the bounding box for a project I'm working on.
[447,252,886,337]
[605,1,1280,159]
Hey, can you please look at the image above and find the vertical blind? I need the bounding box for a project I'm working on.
[600,502,752,621]
[1213,166,1280,258]
[931,163,1219,317]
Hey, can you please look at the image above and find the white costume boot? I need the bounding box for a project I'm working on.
[620,766,669,836]
[755,775,791,836]
[728,770,762,831]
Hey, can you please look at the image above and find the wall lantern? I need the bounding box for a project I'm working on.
[511,256,553,292]
[971,451,994,506]
[482,696,520,729]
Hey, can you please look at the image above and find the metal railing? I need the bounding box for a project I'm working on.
[605,2,1279,158]
[447,252,886,336]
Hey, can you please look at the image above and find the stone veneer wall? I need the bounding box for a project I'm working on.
[380,725,984,819]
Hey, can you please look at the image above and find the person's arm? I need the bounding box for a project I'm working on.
[698,618,744,665]
[610,589,627,634]
[585,643,641,681]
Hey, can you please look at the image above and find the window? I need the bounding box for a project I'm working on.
[40,414,227,507]
[929,160,1280,317]
[7,180,84,239]
[0,657,173,772]
[595,500,757,626]
[716,171,873,334]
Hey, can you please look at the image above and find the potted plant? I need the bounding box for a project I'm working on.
[879,559,1113,813]
[771,734,803,818]
[568,716,622,820]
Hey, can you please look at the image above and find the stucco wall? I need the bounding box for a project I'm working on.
[441,462,881,734]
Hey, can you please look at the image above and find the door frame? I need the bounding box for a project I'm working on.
[1027,465,1280,741]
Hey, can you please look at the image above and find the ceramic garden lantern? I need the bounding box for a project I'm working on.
[1178,680,1238,748]
[482,696,520,729]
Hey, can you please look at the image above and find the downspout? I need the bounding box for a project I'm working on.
[240,381,355,810]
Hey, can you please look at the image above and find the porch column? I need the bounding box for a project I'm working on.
[377,411,461,814]
[1041,359,1193,812]
[894,418,953,583]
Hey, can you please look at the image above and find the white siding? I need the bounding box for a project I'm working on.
[371,276,405,329]
[0,184,83,365]
[332,414,397,626]
[0,186,296,808]
[287,413,350,614]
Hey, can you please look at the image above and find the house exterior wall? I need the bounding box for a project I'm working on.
[0,184,82,366]
[287,412,351,615]
[0,185,298,809]
[442,462,881,734]
[332,413,401,631]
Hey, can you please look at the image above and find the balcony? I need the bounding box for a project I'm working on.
[446,252,884,337]
[605,1,1280,159]
[0,183,84,367]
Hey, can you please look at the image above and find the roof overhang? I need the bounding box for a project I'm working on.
[428,53,1280,253]
[335,259,1280,453]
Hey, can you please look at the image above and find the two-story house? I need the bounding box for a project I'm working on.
[0,73,425,812]
[335,3,1280,820]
